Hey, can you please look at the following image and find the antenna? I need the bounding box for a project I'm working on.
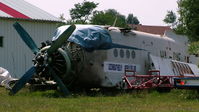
[112,16,117,27]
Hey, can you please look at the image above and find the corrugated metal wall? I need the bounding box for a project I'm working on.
[0,19,58,78]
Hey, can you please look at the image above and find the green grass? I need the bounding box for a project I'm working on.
[0,88,199,112]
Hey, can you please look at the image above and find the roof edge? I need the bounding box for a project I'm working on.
[0,16,64,23]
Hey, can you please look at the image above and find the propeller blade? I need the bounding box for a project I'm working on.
[9,67,36,95]
[47,25,76,55]
[13,22,39,54]
[48,66,70,96]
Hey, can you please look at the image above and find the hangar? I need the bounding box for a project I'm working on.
[0,0,62,78]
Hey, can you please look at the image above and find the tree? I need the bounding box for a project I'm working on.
[163,10,176,26]
[59,13,65,21]
[176,0,199,41]
[188,41,199,55]
[56,13,67,27]
[126,14,140,25]
[91,9,128,27]
[69,0,98,24]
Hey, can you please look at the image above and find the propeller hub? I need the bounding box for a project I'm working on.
[32,46,71,81]
[47,57,53,64]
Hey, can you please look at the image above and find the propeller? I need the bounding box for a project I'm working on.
[9,67,36,95]
[10,22,76,96]
[48,66,70,96]
[13,22,39,54]
[47,26,76,55]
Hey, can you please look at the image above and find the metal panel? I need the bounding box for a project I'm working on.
[149,54,174,75]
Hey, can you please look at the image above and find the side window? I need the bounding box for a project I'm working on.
[113,49,136,59]
[131,50,136,59]
[120,49,124,58]
[173,52,180,61]
[126,50,130,58]
[0,36,3,47]
[151,42,153,46]
[113,49,118,57]
[160,51,166,58]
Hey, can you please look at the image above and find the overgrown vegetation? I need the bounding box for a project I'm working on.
[188,41,199,55]
[1,87,199,112]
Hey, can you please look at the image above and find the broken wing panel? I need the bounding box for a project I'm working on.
[149,54,199,76]
[149,54,174,75]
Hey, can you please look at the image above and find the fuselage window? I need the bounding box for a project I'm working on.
[120,49,124,58]
[131,50,136,59]
[151,42,153,46]
[113,49,118,57]
[126,50,130,58]
[185,56,190,63]
[173,52,180,61]
[160,51,167,58]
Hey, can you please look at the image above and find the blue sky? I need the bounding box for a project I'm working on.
[24,0,178,26]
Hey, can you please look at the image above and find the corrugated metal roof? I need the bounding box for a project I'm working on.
[0,10,12,17]
[0,0,62,22]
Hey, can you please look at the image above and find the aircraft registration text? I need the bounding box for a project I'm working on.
[104,62,137,73]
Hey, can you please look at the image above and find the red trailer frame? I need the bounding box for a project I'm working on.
[122,70,196,89]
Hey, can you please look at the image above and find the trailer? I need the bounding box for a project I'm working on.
[174,77,199,89]
[122,70,173,90]
[122,69,199,90]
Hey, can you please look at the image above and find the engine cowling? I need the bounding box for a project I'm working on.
[31,45,73,85]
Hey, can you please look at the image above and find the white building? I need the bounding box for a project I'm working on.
[0,0,63,78]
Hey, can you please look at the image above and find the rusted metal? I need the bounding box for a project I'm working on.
[171,61,194,76]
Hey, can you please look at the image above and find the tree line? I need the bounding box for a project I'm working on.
[60,0,140,28]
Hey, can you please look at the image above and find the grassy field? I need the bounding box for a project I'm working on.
[0,87,199,112]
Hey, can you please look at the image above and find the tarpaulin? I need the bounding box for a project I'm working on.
[52,25,145,52]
